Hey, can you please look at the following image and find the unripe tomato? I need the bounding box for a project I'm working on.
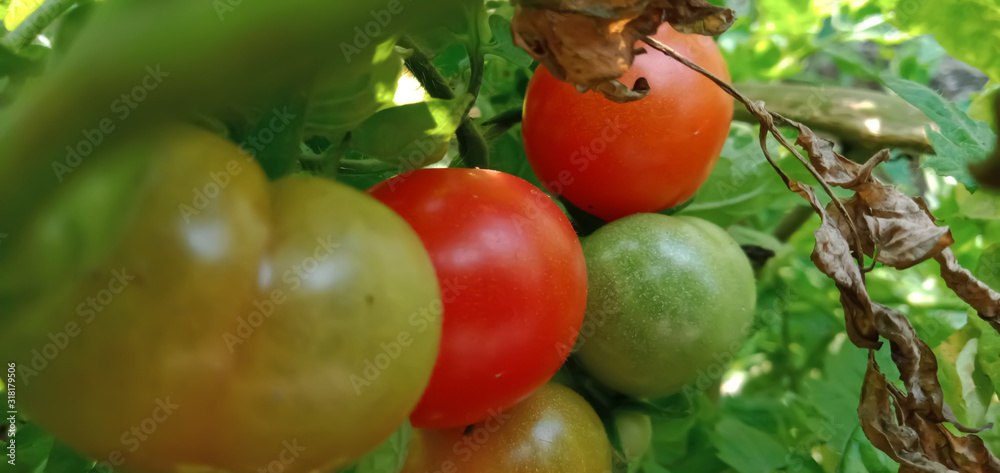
[0,126,441,473]
[522,22,733,222]
[576,213,755,397]
[402,383,613,473]
[369,169,588,428]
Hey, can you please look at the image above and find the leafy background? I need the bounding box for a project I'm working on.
[1,0,999,472]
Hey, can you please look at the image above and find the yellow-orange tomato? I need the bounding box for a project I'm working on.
[0,126,441,473]
[402,383,613,473]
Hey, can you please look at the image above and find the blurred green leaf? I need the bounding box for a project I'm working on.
[3,0,43,29]
[969,82,999,129]
[338,422,412,473]
[882,0,1000,82]
[486,15,532,67]
[710,416,788,473]
[883,75,996,190]
[681,123,799,227]
[351,97,469,164]
[836,426,897,473]
[976,244,1000,290]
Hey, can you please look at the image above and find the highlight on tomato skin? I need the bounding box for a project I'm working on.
[368,168,589,429]
[521,21,734,223]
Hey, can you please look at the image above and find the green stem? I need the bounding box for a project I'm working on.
[399,36,455,101]
[482,108,523,141]
[338,157,396,174]
[1,0,76,52]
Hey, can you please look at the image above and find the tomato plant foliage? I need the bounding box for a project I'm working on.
[1,0,999,473]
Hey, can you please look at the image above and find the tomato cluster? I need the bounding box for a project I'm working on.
[1,19,755,473]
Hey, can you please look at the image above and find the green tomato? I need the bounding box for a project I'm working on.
[402,383,612,473]
[1,126,441,473]
[576,213,756,398]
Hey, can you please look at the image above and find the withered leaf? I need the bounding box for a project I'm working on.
[510,0,734,100]
[935,248,1000,331]
[656,0,735,35]
[786,179,881,348]
[859,355,955,472]
[796,126,954,269]
[788,122,1000,470]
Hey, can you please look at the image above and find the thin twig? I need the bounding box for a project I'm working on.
[641,35,867,271]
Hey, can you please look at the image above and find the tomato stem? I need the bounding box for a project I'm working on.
[641,35,867,272]
[1,0,75,52]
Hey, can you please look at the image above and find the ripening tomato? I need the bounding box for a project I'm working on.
[522,22,733,222]
[369,169,588,428]
[576,213,755,397]
[402,383,613,473]
[0,126,441,473]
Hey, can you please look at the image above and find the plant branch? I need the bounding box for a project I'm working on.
[1,0,76,52]
[399,35,488,168]
[774,205,815,242]
[641,36,866,271]
[730,82,933,154]
[482,108,523,141]
[399,36,455,100]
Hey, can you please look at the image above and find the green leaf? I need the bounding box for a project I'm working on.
[836,426,897,473]
[3,0,43,29]
[882,75,996,190]
[351,97,469,165]
[680,123,799,227]
[338,422,412,473]
[709,416,788,473]
[883,0,1000,82]
[3,421,55,473]
[969,81,999,129]
[486,15,533,67]
[976,244,1000,290]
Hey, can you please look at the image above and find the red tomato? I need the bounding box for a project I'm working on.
[521,22,733,222]
[368,169,587,428]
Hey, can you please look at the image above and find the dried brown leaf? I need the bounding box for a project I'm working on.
[510,0,733,100]
[790,179,881,348]
[654,0,735,35]
[796,127,954,269]
[859,356,955,472]
[788,123,999,470]
[935,248,1000,331]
